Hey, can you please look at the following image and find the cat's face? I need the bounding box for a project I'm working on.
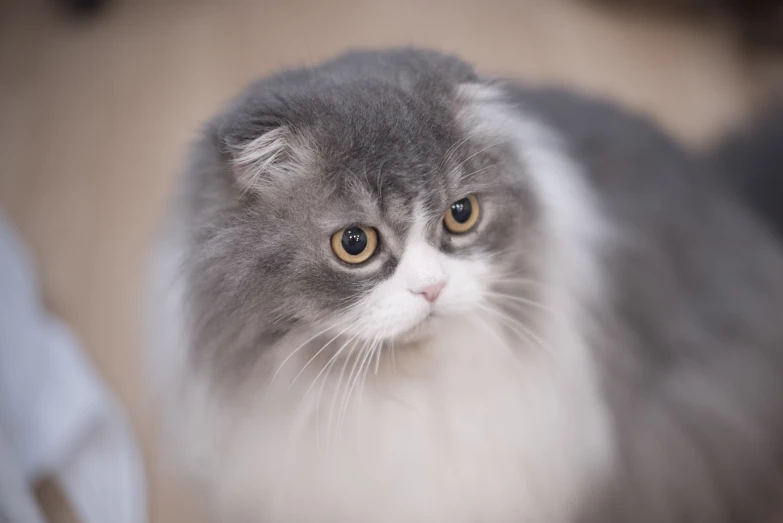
[188,50,541,361]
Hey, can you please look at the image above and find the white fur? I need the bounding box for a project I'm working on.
[148,85,616,522]
[345,204,490,342]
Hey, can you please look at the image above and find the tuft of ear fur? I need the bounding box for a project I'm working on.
[230,127,314,193]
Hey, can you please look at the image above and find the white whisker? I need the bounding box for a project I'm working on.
[314,334,363,450]
[337,336,377,448]
[440,129,480,169]
[313,355,338,451]
[327,338,363,454]
[459,163,497,181]
[477,302,558,363]
[374,338,383,375]
[289,328,365,441]
[268,315,352,388]
[288,321,355,390]
[451,140,503,173]
[471,315,519,363]
[484,291,560,317]
[356,335,382,441]
[488,277,545,287]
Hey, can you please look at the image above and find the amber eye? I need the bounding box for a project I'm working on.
[443,194,480,233]
[331,226,378,264]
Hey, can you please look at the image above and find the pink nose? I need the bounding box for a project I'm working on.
[411,281,447,303]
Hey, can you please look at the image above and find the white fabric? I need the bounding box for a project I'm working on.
[0,429,46,523]
[0,211,147,523]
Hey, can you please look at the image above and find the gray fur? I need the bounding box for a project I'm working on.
[163,48,783,521]
[709,104,783,239]
[513,88,783,522]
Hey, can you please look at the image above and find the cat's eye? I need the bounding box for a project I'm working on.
[443,194,480,234]
[331,226,378,264]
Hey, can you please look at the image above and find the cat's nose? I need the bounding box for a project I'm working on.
[411,280,447,303]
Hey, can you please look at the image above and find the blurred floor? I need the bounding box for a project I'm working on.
[0,1,781,522]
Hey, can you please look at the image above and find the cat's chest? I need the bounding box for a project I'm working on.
[225,321,612,523]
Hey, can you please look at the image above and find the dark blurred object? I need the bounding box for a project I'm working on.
[726,0,783,48]
[710,105,783,239]
[62,0,108,15]
[596,0,783,48]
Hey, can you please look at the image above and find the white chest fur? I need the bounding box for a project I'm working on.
[192,316,612,523]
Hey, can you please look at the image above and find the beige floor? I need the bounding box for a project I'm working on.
[1,1,781,522]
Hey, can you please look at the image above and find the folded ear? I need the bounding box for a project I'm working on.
[230,126,291,191]
[222,124,314,194]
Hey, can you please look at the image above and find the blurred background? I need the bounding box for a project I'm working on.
[0,0,782,522]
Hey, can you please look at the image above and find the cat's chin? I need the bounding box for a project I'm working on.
[386,312,441,345]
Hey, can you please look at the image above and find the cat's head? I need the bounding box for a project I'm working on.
[185,49,545,365]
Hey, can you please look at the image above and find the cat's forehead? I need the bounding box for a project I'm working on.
[227,50,515,234]
[261,83,507,237]
[297,85,472,211]
[312,159,446,239]
[309,84,464,167]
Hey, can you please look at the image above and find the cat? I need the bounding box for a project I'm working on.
[147,48,783,523]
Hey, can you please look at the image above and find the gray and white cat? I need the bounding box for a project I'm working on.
[147,49,783,523]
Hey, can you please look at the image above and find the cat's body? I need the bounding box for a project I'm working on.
[148,49,783,523]
[711,104,783,239]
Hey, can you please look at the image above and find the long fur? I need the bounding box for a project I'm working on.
[148,49,783,523]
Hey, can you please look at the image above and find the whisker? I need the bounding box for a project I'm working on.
[451,140,503,173]
[288,321,355,390]
[374,338,383,375]
[494,302,558,357]
[471,315,519,363]
[375,158,387,199]
[477,302,558,362]
[337,336,377,447]
[440,129,480,169]
[327,336,363,454]
[291,327,364,428]
[289,333,358,448]
[459,163,497,182]
[314,356,338,451]
[314,334,363,450]
[356,335,381,441]
[476,303,525,336]
[304,327,365,405]
[269,315,353,388]
[477,266,540,282]
[478,301,532,332]
[338,340,368,430]
[484,291,560,317]
[488,277,545,287]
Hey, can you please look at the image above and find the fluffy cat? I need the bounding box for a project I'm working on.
[147,49,783,523]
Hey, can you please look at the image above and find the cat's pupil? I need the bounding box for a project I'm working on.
[451,198,473,223]
[341,227,367,256]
